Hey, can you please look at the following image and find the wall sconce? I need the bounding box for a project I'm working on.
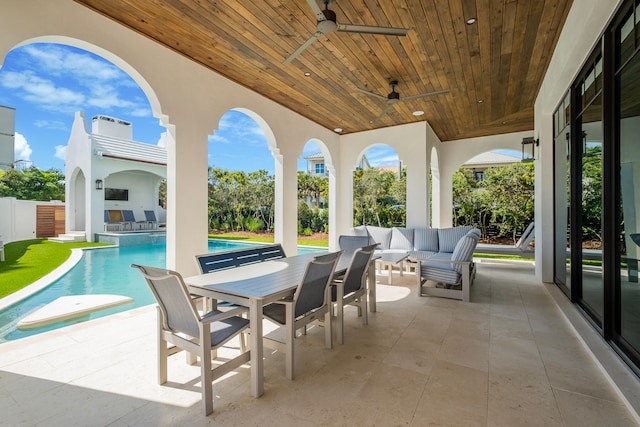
[521,137,539,163]
[95,179,103,190]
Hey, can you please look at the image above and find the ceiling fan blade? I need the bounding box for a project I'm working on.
[337,24,409,36]
[400,89,449,102]
[377,103,395,119]
[306,0,326,21]
[355,87,388,101]
[283,31,322,64]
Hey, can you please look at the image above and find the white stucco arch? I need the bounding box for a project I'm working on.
[298,138,340,249]
[4,36,165,126]
[339,122,431,232]
[67,167,86,233]
[432,130,534,227]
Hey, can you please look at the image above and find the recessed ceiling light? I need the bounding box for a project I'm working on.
[502,121,508,125]
[304,72,311,77]
[334,127,343,133]
[477,100,484,103]
[466,18,476,25]
[412,110,425,116]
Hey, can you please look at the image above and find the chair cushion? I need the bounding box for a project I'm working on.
[351,225,369,237]
[389,227,414,251]
[366,226,392,250]
[413,228,439,252]
[437,226,473,253]
[420,262,460,284]
[467,228,482,239]
[408,250,437,261]
[450,235,479,273]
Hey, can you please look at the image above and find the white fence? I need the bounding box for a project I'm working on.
[0,197,64,244]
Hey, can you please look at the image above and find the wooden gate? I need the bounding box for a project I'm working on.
[36,205,65,238]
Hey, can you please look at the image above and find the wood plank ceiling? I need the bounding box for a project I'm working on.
[74,0,573,141]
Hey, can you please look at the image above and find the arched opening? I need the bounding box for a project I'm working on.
[0,41,167,240]
[452,150,534,245]
[208,109,276,235]
[353,144,405,227]
[298,139,330,243]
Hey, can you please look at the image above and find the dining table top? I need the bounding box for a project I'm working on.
[184,252,351,300]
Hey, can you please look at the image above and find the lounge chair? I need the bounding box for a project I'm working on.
[121,210,139,231]
[131,264,250,415]
[144,210,158,229]
[331,243,377,344]
[104,210,123,232]
[262,251,342,379]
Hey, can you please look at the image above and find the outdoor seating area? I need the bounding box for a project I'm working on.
[103,209,159,232]
[2,260,638,425]
[351,225,481,301]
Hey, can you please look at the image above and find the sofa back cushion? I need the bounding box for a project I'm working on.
[366,226,392,250]
[351,225,369,237]
[438,226,474,253]
[413,228,439,252]
[389,227,414,251]
[451,234,479,273]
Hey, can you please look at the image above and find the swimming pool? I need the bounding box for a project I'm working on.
[0,240,325,342]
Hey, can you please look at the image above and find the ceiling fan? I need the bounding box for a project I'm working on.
[356,80,449,119]
[283,0,409,64]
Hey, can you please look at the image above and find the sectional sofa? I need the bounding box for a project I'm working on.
[350,225,481,302]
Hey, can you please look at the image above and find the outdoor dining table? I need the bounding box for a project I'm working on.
[184,250,377,398]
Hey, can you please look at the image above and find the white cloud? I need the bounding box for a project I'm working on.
[34,119,68,131]
[0,70,85,112]
[23,44,124,82]
[14,132,32,161]
[209,133,229,144]
[54,145,66,161]
[2,44,151,116]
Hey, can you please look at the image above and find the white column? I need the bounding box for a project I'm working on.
[165,116,209,275]
[274,145,299,255]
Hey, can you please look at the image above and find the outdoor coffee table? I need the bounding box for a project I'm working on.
[376,252,409,285]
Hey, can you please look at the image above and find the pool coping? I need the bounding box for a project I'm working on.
[0,245,116,312]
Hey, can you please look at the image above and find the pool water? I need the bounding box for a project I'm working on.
[0,240,325,342]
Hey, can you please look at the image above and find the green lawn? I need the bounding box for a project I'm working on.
[0,239,111,299]
[208,233,328,247]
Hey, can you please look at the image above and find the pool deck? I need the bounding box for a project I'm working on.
[1,261,640,426]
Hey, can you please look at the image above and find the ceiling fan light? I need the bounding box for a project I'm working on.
[412,110,424,116]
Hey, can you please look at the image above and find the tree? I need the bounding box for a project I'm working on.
[0,167,65,201]
[482,162,535,242]
[353,167,406,227]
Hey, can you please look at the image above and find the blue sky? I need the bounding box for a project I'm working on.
[0,43,399,174]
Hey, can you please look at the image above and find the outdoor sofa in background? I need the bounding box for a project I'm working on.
[350,225,480,302]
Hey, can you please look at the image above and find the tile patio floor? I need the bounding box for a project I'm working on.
[1,260,640,426]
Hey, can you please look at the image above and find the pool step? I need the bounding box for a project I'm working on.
[49,231,86,243]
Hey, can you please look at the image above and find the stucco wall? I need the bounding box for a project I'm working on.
[0,198,63,243]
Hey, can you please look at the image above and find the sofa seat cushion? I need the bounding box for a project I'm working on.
[408,250,437,261]
[420,262,460,284]
[427,252,454,261]
[389,227,414,251]
[366,226,393,250]
[413,228,439,252]
[437,226,474,253]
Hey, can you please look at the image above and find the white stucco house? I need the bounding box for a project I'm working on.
[65,112,167,241]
